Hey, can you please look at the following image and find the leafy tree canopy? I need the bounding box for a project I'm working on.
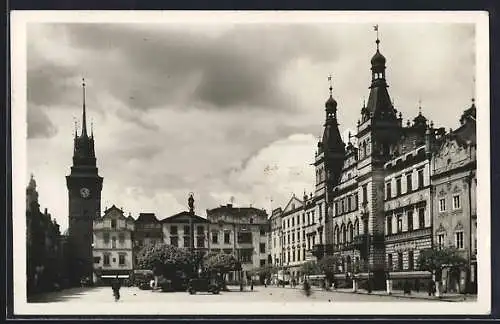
[417,247,467,274]
[318,255,339,276]
[300,261,322,276]
[249,264,278,277]
[136,243,203,276]
[203,252,240,273]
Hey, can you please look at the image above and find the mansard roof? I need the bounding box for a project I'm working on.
[452,117,476,146]
[206,205,268,217]
[136,212,160,223]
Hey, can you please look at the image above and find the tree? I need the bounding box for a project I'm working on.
[300,261,321,277]
[249,264,278,283]
[318,255,338,281]
[203,252,241,274]
[417,247,467,280]
[136,243,202,278]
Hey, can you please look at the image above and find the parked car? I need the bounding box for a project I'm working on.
[187,277,220,295]
[138,279,152,290]
[159,278,174,292]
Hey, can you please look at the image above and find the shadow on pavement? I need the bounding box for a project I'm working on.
[27,287,98,303]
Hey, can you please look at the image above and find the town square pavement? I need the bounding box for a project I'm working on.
[28,285,475,304]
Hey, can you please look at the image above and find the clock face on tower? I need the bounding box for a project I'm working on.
[80,187,91,199]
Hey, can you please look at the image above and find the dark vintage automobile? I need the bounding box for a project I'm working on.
[187,277,221,295]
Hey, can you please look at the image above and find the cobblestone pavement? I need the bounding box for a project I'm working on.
[28,285,476,304]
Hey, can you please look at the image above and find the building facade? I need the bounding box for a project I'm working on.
[133,213,163,266]
[279,195,306,279]
[161,211,210,252]
[431,102,477,293]
[382,113,434,287]
[269,207,283,267]
[206,204,269,282]
[66,80,103,285]
[268,31,479,292]
[93,205,135,282]
[26,175,66,295]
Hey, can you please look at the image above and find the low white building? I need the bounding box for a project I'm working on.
[93,205,135,283]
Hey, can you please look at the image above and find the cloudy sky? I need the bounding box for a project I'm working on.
[25,21,475,231]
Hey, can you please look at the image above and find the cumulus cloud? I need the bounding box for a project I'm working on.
[25,21,476,230]
[27,105,58,139]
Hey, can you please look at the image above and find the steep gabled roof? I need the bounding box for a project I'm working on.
[101,204,127,220]
[282,195,303,215]
[161,211,209,224]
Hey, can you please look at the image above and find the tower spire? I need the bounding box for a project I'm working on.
[328,74,333,96]
[73,117,78,138]
[472,76,476,104]
[81,78,88,137]
[91,118,94,137]
[374,24,380,51]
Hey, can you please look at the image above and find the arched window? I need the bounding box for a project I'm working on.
[348,222,354,242]
[354,219,360,236]
[341,224,347,243]
[334,225,340,245]
[363,141,367,157]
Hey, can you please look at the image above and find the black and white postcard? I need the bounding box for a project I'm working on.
[11,10,491,315]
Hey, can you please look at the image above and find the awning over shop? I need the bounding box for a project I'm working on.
[388,271,432,279]
[101,275,129,279]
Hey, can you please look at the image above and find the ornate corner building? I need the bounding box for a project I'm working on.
[268,31,477,293]
[322,34,477,292]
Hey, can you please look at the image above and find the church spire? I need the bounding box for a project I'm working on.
[81,78,88,137]
[325,74,338,121]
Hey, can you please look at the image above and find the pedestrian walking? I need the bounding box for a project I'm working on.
[303,280,311,297]
[250,279,254,291]
[111,275,121,302]
[403,280,411,295]
[427,280,435,296]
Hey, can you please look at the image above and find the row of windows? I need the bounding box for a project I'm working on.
[437,231,465,250]
[211,231,231,244]
[102,234,127,248]
[282,208,319,229]
[169,235,206,248]
[282,248,307,264]
[438,195,461,212]
[387,250,414,271]
[386,208,426,235]
[334,221,361,245]
[334,193,359,216]
[168,225,206,235]
[94,253,127,266]
[385,169,425,200]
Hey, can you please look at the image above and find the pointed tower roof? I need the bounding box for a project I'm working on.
[365,25,398,124]
[27,173,37,191]
[72,78,97,168]
[322,75,345,152]
[81,78,88,137]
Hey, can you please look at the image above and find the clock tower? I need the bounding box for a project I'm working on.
[66,79,103,285]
